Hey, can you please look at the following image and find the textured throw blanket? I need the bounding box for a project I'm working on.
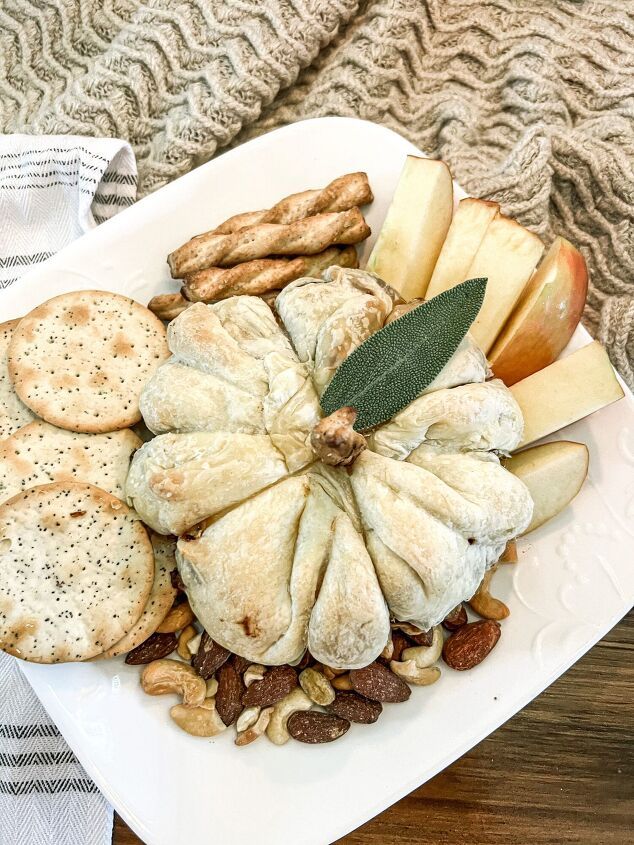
[1,0,632,386]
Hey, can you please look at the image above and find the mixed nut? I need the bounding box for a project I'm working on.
[127,562,511,746]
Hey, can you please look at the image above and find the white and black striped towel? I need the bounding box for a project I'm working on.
[0,134,136,290]
[0,134,137,844]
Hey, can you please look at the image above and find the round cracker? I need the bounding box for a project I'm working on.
[0,482,154,663]
[0,319,35,440]
[100,533,177,658]
[0,421,142,505]
[8,291,169,433]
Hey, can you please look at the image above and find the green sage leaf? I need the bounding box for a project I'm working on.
[320,277,487,431]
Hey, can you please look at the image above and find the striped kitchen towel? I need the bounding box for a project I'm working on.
[0,659,112,845]
[0,134,136,845]
[0,135,136,290]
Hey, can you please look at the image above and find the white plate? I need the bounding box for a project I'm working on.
[2,117,633,845]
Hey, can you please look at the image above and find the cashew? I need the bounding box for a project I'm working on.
[140,659,206,707]
[243,664,266,687]
[177,625,197,660]
[380,637,395,661]
[468,566,510,620]
[500,540,518,563]
[236,706,273,747]
[299,668,335,706]
[321,665,347,679]
[331,673,353,691]
[156,600,195,633]
[266,688,312,746]
[401,626,443,668]
[236,706,261,733]
[170,697,226,737]
[390,660,441,686]
[205,678,218,698]
[187,632,202,656]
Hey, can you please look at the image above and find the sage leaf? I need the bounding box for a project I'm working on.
[321,277,487,431]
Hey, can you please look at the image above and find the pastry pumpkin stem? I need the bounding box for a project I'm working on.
[310,407,366,467]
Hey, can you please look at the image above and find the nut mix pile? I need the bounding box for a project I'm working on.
[128,560,511,746]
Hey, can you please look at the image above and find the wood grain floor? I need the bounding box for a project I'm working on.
[114,612,632,845]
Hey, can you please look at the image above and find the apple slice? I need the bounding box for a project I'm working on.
[426,198,499,298]
[505,441,589,534]
[489,237,588,385]
[367,156,453,300]
[511,341,624,449]
[464,215,544,353]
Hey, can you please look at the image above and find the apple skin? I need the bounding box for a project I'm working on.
[489,237,588,385]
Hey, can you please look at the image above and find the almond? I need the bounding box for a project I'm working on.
[327,691,382,724]
[287,711,350,744]
[191,632,231,679]
[442,620,501,670]
[242,665,297,708]
[408,629,434,647]
[442,603,468,632]
[392,622,433,646]
[349,662,411,703]
[391,630,413,662]
[125,632,177,664]
[230,654,252,675]
[215,662,246,726]
[378,629,422,667]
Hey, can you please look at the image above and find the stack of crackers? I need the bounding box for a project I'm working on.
[0,291,178,663]
[149,172,374,320]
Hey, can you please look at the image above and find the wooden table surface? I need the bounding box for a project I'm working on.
[114,612,632,845]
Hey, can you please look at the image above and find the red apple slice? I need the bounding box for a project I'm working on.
[489,237,588,385]
[367,156,453,301]
[465,215,544,353]
[511,341,624,448]
[427,198,499,298]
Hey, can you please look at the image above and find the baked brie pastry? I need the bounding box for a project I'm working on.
[126,267,533,669]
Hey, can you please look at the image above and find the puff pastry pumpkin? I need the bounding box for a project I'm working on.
[126,267,533,669]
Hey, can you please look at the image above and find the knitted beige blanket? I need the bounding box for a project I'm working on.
[2,0,632,387]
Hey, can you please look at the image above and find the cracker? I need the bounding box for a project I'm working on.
[8,292,169,433]
[0,483,154,663]
[0,319,35,440]
[0,421,141,505]
[100,533,177,658]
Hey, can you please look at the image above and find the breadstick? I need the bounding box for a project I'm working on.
[148,292,190,321]
[183,258,305,302]
[148,289,282,321]
[182,246,358,303]
[212,172,373,234]
[169,208,369,277]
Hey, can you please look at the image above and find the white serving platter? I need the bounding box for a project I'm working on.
[1,117,633,845]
